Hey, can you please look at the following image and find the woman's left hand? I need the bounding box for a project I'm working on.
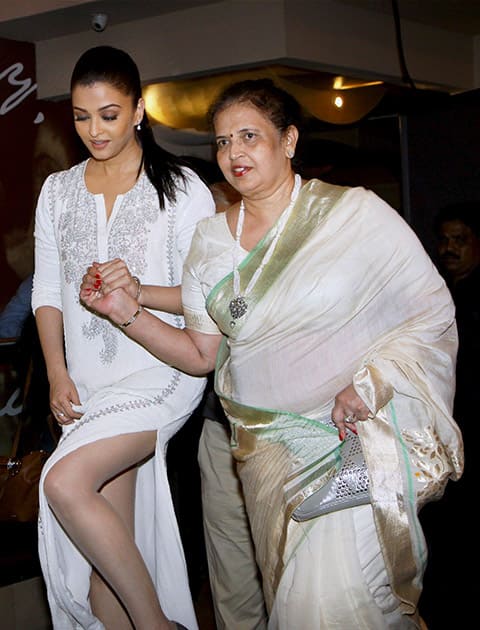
[80,277,116,316]
[80,278,139,327]
[81,259,140,300]
[331,384,372,440]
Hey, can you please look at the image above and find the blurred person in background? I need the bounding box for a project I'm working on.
[419,202,480,628]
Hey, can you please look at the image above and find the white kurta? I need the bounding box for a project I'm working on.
[32,161,215,629]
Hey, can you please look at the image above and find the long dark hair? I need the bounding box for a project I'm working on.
[70,45,186,209]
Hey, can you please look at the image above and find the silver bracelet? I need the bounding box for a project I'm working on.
[132,275,142,300]
[119,305,143,329]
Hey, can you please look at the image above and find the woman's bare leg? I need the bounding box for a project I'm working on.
[90,465,137,629]
[44,431,177,630]
[90,567,134,630]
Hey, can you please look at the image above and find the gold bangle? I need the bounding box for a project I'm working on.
[119,305,143,329]
[132,275,142,300]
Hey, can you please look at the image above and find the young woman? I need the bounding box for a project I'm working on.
[80,79,463,629]
[32,46,214,629]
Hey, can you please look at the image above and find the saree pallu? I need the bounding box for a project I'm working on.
[184,179,463,618]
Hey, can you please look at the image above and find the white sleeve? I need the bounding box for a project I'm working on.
[182,221,221,335]
[32,174,63,313]
[175,170,216,263]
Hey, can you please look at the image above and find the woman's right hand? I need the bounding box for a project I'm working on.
[82,259,140,300]
[49,372,82,425]
[81,261,182,315]
[80,281,140,329]
[331,383,372,440]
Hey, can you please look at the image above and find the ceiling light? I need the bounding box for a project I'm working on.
[334,95,344,108]
[142,65,388,131]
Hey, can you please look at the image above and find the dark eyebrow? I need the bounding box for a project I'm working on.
[215,127,260,139]
[73,103,121,112]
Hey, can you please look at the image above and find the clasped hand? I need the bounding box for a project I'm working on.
[80,259,139,323]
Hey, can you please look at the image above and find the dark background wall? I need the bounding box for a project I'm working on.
[405,90,480,261]
[0,40,37,308]
[0,37,83,309]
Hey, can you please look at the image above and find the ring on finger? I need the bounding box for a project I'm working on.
[58,411,65,418]
[345,415,355,423]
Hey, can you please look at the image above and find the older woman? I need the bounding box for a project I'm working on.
[81,79,463,629]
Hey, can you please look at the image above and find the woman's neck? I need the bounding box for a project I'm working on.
[242,172,299,224]
[89,142,143,179]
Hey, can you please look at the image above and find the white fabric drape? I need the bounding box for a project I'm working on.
[183,180,462,627]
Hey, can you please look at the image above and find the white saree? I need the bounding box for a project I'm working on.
[183,179,463,628]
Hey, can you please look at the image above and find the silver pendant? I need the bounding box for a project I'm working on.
[229,295,248,320]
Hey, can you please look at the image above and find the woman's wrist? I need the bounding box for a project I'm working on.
[119,304,143,329]
[46,361,69,383]
[132,275,142,303]
[110,296,142,329]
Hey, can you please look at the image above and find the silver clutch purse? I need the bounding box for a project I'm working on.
[292,429,370,521]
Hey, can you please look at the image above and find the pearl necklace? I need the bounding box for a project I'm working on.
[229,173,302,325]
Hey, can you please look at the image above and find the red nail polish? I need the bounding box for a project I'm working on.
[95,274,101,279]
[339,430,345,441]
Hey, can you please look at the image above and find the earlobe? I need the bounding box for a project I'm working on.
[285,125,299,158]
[136,97,145,127]
[286,138,296,159]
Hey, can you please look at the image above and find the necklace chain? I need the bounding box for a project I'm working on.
[229,174,301,324]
